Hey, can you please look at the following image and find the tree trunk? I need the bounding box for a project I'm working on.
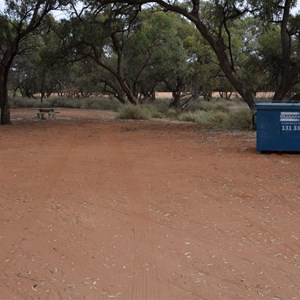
[273,86,291,100]
[40,91,45,104]
[272,0,293,101]
[0,69,11,125]
[169,91,181,110]
[1,100,11,125]
[207,39,256,110]
[121,80,139,105]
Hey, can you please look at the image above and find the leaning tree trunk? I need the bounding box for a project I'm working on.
[194,18,256,110]
[120,80,139,105]
[273,67,299,100]
[211,41,256,110]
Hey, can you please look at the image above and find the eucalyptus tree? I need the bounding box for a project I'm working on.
[0,0,70,124]
[8,25,64,101]
[126,10,197,108]
[123,9,225,109]
[59,5,199,105]
[54,4,143,104]
[96,0,299,110]
[254,2,300,99]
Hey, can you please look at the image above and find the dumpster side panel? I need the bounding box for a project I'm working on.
[256,104,300,152]
[256,108,280,152]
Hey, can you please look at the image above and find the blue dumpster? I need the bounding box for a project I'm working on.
[255,102,300,152]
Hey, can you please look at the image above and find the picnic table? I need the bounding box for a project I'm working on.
[37,108,59,120]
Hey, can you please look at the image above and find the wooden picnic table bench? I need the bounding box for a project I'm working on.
[37,108,59,120]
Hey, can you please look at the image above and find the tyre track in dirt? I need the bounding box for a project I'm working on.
[31,122,165,300]
[0,124,77,298]
[98,124,165,300]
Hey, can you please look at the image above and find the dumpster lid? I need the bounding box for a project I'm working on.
[256,102,300,110]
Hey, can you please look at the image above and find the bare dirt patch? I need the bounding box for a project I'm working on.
[0,108,299,299]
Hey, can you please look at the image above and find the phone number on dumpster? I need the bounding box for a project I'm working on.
[281,125,300,131]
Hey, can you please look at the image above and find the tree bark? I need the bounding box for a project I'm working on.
[0,67,11,125]
[169,91,181,110]
[1,100,11,125]
[120,80,139,104]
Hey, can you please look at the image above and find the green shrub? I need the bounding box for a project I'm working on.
[210,102,230,113]
[186,100,211,112]
[222,109,252,130]
[10,95,122,111]
[142,104,165,119]
[207,111,228,126]
[78,97,121,111]
[186,99,232,113]
[10,97,40,108]
[151,99,170,114]
[178,110,209,124]
[118,104,151,120]
[47,97,82,108]
[149,110,165,119]
[177,107,252,130]
[92,98,121,111]
[166,108,178,120]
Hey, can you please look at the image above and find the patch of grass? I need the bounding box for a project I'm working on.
[10,97,40,108]
[210,102,230,113]
[142,103,165,119]
[207,111,228,127]
[185,100,212,112]
[166,108,179,120]
[9,96,122,111]
[84,97,121,111]
[175,99,252,130]
[178,110,209,124]
[149,110,165,119]
[150,99,170,114]
[47,97,82,108]
[176,107,252,130]
[186,99,236,113]
[222,109,253,130]
[118,104,151,120]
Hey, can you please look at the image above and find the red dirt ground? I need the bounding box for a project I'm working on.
[0,108,299,300]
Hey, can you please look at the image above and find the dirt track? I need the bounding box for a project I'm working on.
[0,109,300,299]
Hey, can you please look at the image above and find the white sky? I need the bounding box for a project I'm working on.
[0,0,300,15]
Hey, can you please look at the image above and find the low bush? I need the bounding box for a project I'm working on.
[186,99,234,113]
[118,104,151,120]
[178,110,209,124]
[10,97,40,108]
[222,109,252,130]
[47,97,82,108]
[210,102,230,113]
[10,96,122,111]
[150,99,170,114]
[176,107,252,130]
[207,111,228,127]
[166,108,178,120]
[149,110,165,119]
[142,104,165,119]
[83,97,121,111]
